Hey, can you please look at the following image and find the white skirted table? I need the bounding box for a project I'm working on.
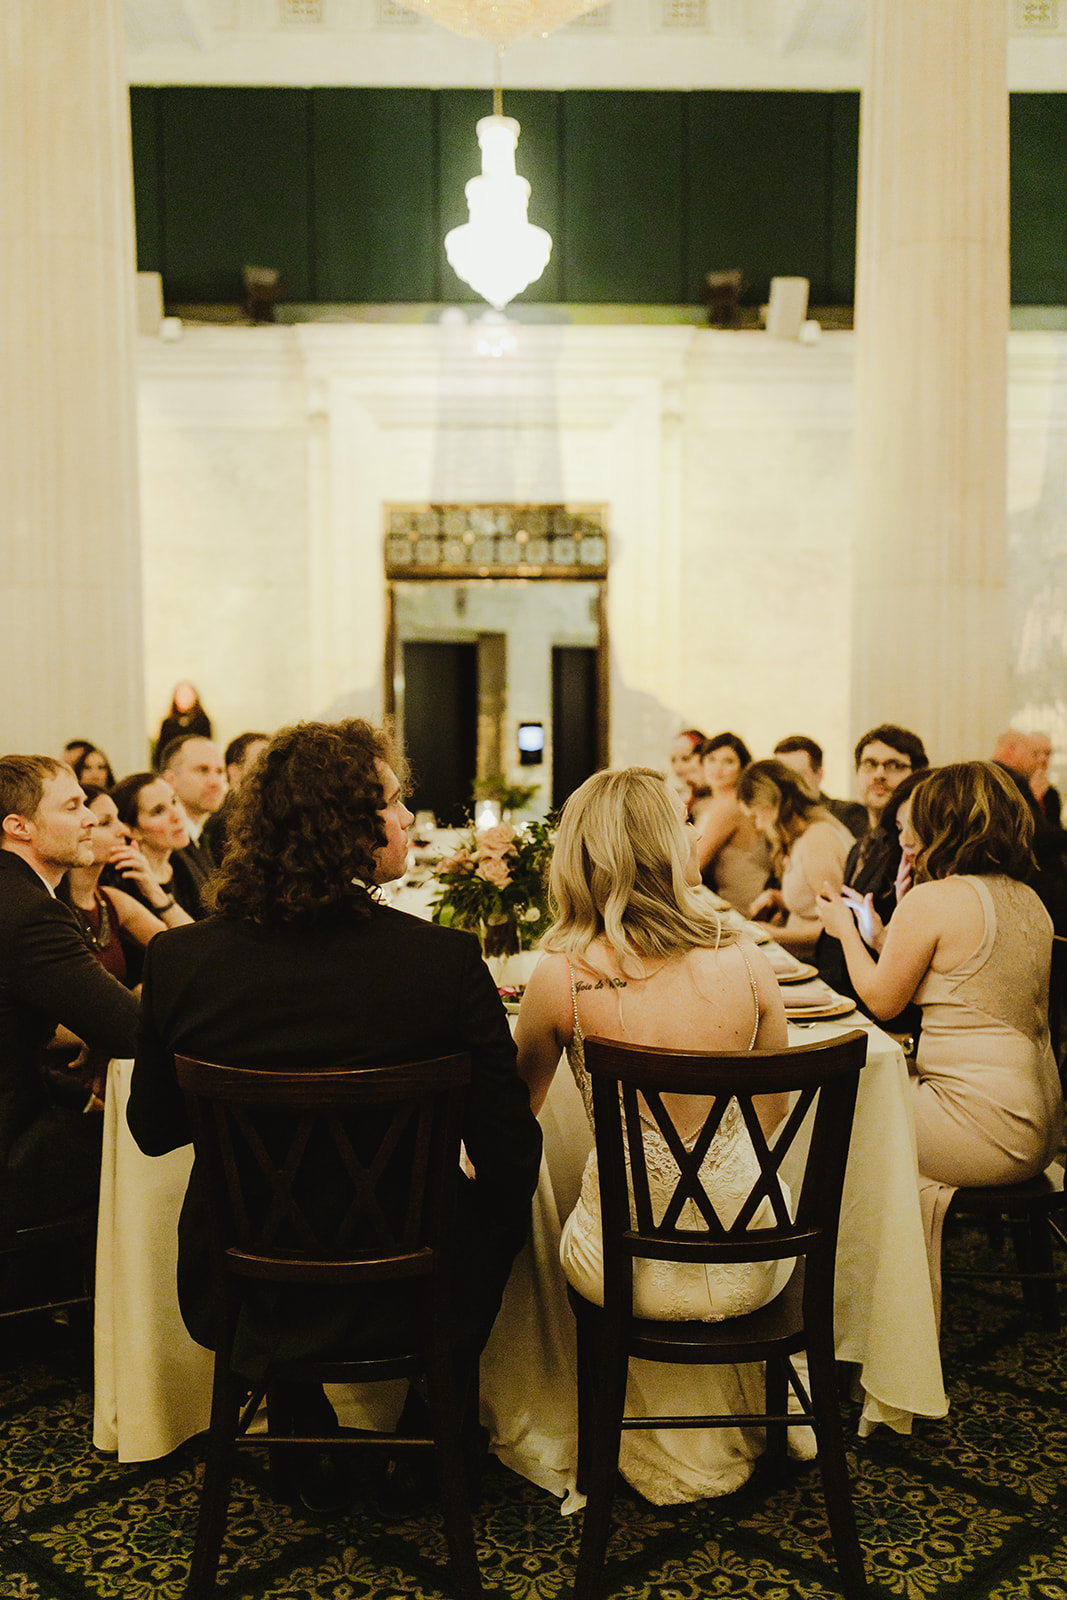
[93,1011,946,1495]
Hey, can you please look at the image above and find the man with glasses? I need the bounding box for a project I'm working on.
[815,723,928,1018]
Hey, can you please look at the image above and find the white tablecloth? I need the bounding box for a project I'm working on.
[93,1008,946,1482]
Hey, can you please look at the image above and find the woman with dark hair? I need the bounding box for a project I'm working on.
[737,758,853,956]
[692,731,771,911]
[72,745,115,789]
[516,767,791,1505]
[108,772,201,920]
[817,761,1061,1320]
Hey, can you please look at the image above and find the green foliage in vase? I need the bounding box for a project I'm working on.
[431,816,555,954]
[472,773,541,815]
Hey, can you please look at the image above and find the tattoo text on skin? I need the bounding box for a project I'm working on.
[575,978,628,993]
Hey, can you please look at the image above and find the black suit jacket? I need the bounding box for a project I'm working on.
[0,851,140,1228]
[128,904,542,1378]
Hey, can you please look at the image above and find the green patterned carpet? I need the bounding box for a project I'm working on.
[3,1223,1067,1600]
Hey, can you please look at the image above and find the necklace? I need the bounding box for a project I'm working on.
[73,892,112,954]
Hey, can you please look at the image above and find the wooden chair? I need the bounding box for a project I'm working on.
[0,1209,96,1324]
[569,1030,869,1600]
[943,1165,1067,1330]
[174,1052,482,1600]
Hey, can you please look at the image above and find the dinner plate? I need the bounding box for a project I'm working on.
[784,997,857,1021]
[776,962,819,985]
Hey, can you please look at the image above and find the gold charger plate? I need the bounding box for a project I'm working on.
[775,962,819,985]
[784,997,857,1021]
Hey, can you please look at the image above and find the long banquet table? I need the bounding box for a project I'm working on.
[93,1005,947,1498]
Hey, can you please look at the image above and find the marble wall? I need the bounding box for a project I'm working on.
[136,320,1067,797]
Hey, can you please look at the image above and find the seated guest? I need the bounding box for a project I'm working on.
[993,727,1067,933]
[107,772,202,920]
[738,759,853,958]
[1030,732,1061,826]
[202,731,269,861]
[127,718,541,1481]
[158,735,228,915]
[772,735,867,839]
[57,785,188,1039]
[515,767,789,1505]
[0,756,139,1229]
[814,723,928,1004]
[693,731,771,911]
[816,762,1062,1325]
[71,744,115,790]
[668,728,705,812]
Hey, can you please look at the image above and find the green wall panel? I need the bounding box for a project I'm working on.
[158,87,311,303]
[686,91,836,305]
[561,92,687,303]
[827,92,860,305]
[1011,94,1067,305]
[129,87,163,273]
[312,89,437,302]
[129,86,1067,309]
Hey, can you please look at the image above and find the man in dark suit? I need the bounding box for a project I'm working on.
[0,756,140,1231]
[128,719,541,1417]
[159,734,228,916]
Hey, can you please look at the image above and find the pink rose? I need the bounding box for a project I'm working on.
[478,824,515,857]
[440,847,474,874]
[476,854,512,887]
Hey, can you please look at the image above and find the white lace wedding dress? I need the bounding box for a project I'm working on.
[559,966,795,1505]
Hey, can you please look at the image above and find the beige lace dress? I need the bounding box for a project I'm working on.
[911,875,1062,1317]
[559,958,795,1504]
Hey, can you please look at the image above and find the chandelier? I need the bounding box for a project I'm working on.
[444,107,552,311]
[388,0,608,308]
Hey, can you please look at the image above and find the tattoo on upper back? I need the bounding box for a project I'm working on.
[575,978,627,993]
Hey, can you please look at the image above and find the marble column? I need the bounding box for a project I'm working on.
[851,0,1009,764]
[0,0,146,769]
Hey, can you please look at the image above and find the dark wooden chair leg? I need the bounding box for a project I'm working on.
[807,1336,867,1600]
[427,1354,483,1600]
[572,1342,629,1600]
[186,1366,243,1600]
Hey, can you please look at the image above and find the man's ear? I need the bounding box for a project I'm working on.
[1,812,31,844]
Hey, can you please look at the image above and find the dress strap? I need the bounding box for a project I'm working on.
[566,957,584,1045]
[736,941,761,1051]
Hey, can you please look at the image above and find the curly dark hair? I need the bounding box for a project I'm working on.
[210,719,402,925]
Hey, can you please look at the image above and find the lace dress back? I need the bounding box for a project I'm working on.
[557,943,797,1505]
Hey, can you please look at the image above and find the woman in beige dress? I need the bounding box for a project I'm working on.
[737,759,853,957]
[515,767,792,1505]
[692,732,771,911]
[816,762,1062,1321]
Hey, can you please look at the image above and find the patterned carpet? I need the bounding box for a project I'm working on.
[3,1221,1067,1600]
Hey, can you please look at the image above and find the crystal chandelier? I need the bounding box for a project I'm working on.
[444,110,552,311]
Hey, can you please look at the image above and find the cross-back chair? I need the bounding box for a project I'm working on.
[174,1051,481,1600]
[569,1029,869,1600]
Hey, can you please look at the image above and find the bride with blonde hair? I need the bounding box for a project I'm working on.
[515,766,793,1506]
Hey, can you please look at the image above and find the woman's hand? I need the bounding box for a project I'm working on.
[814,884,857,941]
[894,849,914,903]
[108,840,169,907]
[841,886,886,951]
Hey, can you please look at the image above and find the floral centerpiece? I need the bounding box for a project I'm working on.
[430,817,555,957]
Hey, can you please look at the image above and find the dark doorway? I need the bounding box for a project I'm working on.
[402,641,478,825]
[552,645,599,811]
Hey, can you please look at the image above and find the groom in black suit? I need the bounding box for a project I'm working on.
[0,756,140,1231]
[128,718,541,1393]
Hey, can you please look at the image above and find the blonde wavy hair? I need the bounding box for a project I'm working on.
[910,761,1035,884]
[541,767,734,978]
